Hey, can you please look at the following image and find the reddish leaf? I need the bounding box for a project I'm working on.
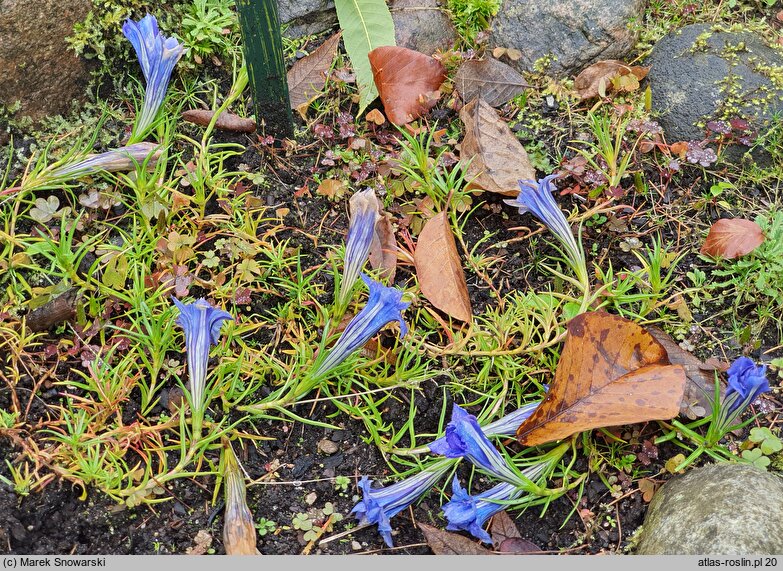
[369,46,446,125]
[700,218,765,259]
[414,211,472,323]
[181,109,256,133]
[517,312,687,446]
[419,523,493,555]
[459,97,536,196]
[498,538,541,554]
[287,32,342,117]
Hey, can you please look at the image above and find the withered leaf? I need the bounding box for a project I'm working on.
[459,97,535,196]
[369,211,397,282]
[517,312,687,446]
[454,58,529,107]
[700,218,765,259]
[419,523,493,555]
[573,60,649,100]
[369,46,446,125]
[648,326,727,419]
[181,109,256,133]
[287,32,342,117]
[489,510,521,545]
[414,211,472,322]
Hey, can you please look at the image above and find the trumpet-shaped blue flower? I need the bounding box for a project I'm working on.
[311,274,409,379]
[429,404,520,484]
[504,175,586,285]
[122,14,184,141]
[336,189,381,311]
[352,462,452,547]
[724,357,770,415]
[173,297,232,416]
[442,478,520,544]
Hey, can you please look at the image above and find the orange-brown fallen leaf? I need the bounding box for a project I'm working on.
[369,46,446,125]
[517,312,686,446]
[414,211,472,323]
[181,109,256,133]
[573,60,649,100]
[459,97,535,196]
[700,218,765,259]
[287,32,342,118]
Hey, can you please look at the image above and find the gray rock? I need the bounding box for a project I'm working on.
[0,0,94,122]
[635,463,783,555]
[391,0,457,55]
[646,24,783,164]
[279,0,338,38]
[488,0,646,77]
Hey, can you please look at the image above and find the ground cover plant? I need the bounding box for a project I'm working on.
[0,0,782,555]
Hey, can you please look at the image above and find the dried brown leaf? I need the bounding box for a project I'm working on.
[181,109,256,133]
[459,97,536,196]
[369,46,446,125]
[647,326,727,419]
[573,60,649,100]
[517,312,687,446]
[287,32,342,117]
[454,58,529,107]
[700,218,765,259]
[369,211,397,282]
[414,211,472,322]
[419,523,494,555]
[489,510,521,545]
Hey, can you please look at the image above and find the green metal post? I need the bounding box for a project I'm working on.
[235,0,294,138]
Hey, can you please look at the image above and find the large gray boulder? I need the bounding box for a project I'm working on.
[635,463,783,555]
[0,0,94,123]
[646,24,783,164]
[488,0,646,77]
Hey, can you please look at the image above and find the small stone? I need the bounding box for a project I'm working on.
[391,0,458,55]
[351,540,362,551]
[635,463,783,555]
[305,491,318,506]
[318,439,339,455]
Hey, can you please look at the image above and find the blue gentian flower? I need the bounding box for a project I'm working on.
[352,461,452,547]
[442,478,520,544]
[504,175,587,285]
[724,357,770,415]
[429,404,520,484]
[122,14,184,141]
[336,189,381,312]
[311,274,409,379]
[49,143,163,179]
[173,297,233,416]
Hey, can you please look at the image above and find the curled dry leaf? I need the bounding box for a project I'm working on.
[454,58,529,107]
[419,523,493,555]
[459,97,536,196]
[648,326,727,419]
[369,211,398,282]
[414,211,472,322]
[700,218,765,259]
[488,510,542,554]
[517,312,687,446]
[181,109,256,133]
[573,60,649,100]
[369,46,446,125]
[222,440,261,555]
[365,108,386,125]
[287,32,342,118]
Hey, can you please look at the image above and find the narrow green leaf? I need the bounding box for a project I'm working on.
[334,0,396,113]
